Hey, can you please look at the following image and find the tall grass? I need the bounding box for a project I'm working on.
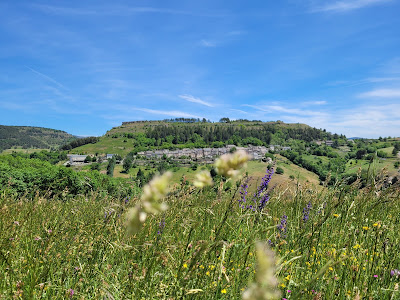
[1,169,399,299]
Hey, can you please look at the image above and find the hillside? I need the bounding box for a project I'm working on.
[70,119,339,156]
[0,125,76,152]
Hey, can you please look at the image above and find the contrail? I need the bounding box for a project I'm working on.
[26,66,69,90]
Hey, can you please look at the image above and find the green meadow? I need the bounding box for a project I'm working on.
[1,157,399,299]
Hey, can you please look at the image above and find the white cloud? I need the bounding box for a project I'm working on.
[135,108,201,118]
[179,94,214,107]
[244,104,326,117]
[358,88,400,98]
[301,100,327,106]
[200,39,216,47]
[311,0,392,12]
[327,77,400,87]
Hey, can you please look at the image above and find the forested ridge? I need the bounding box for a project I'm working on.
[105,120,339,150]
[0,125,75,152]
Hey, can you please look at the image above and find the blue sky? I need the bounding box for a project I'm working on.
[0,0,399,138]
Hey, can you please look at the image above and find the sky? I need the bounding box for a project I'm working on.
[0,0,400,138]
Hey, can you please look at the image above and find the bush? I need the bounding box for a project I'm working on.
[276,166,284,174]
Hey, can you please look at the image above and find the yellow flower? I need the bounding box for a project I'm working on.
[353,244,361,249]
[333,214,339,218]
[362,226,369,230]
[193,170,213,188]
[284,275,290,281]
[221,289,227,294]
[280,283,286,288]
[183,263,188,269]
[206,271,210,276]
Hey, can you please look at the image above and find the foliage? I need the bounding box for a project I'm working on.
[0,155,135,199]
[107,157,116,177]
[60,136,99,151]
[0,125,75,152]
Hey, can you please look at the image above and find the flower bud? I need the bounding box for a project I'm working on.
[193,170,214,188]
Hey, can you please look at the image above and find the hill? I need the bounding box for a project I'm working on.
[0,125,76,152]
[70,119,340,156]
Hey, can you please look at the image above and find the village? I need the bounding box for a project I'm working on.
[65,144,292,166]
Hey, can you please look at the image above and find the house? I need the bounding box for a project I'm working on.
[69,155,87,164]
[106,154,115,159]
[325,140,334,146]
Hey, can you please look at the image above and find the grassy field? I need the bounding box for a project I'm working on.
[86,156,322,189]
[1,161,399,299]
[0,148,49,155]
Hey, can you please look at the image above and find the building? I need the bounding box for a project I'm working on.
[69,155,87,165]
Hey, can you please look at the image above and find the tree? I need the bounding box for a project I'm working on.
[356,149,367,159]
[219,117,231,123]
[123,156,133,173]
[107,157,116,177]
[276,167,284,174]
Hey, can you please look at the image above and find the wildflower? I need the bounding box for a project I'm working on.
[277,215,288,239]
[362,226,369,231]
[68,289,74,298]
[390,269,400,277]
[254,168,274,211]
[215,150,250,179]
[141,172,172,205]
[183,263,188,269]
[221,289,227,294]
[353,244,361,249]
[302,202,312,222]
[193,170,213,188]
[242,242,281,300]
[333,214,339,218]
[13,221,20,225]
[157,218,166,235]
[373,275,378,278]
[287,290,291,293]
[238,177,250,209]
[126,205,147,233]
[127,172,171,233]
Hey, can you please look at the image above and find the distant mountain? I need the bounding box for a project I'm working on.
[0,125,76,152]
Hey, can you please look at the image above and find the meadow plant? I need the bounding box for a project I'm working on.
[242,242,281,300]
[126,171,171,233]
[193,169,213,188]
[215,150,250,179]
